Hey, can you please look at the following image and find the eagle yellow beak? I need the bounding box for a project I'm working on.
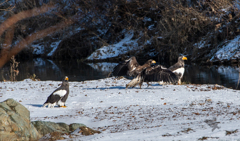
[182,56,187,60]
[152,60,156,64]
[65,76,69,81]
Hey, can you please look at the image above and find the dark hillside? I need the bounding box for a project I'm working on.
[0,0,239,65]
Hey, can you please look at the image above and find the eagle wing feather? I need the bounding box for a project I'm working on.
[143,65,178,84]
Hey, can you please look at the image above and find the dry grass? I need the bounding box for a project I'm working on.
[9,56,19,81]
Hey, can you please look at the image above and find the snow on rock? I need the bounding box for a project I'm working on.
[86,31,142,60]
[1,77,240,140]
[210,35,240,62]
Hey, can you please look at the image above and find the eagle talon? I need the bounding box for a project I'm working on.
[61,106,67,108]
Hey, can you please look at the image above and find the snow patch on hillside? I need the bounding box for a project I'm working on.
[86,31,142,60]
[47,40,62,56]
[210,35,240,62]
[195,40,212,49]
[32,40,61,56]
[32,27,84,56]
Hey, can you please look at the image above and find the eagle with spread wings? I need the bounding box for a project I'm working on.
[126,65,180,89]
[112,56,156,78]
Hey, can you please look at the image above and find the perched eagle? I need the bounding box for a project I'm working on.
[126,65,179,89]
[112,56,156,78]
[43,76,69,108]
[168,56,187,84]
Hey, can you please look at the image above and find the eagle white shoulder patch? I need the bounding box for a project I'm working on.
[53,90,67,97]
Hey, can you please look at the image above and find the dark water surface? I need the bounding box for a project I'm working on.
[1,58,239,90]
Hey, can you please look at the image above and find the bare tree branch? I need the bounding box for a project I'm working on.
[0,25,15,67]
[0,4,56,37]
[0,15,78,68]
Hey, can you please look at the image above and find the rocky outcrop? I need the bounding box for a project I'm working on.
[0,98,101,140]
[31,121,71,136]
[31,121,86,136]
[33,121,101,140]
[0,98,41,141]
[35,122,101,140]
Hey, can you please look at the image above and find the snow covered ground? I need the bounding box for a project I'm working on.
[1,77,240,140]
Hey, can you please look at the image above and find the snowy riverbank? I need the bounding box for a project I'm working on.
[1,78,240,140]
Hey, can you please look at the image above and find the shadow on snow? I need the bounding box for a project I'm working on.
[82,84,164,90]
[27,104,43,108]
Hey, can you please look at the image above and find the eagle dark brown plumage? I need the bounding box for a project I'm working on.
[112,56,156,78]
[126,65,179,89]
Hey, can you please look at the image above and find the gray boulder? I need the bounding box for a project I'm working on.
[31,121,71,135]
[0,98,41,140]
[69,123,86,132]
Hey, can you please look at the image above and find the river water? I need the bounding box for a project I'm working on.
[1,58,239,90]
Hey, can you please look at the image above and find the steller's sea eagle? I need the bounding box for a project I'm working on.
[126,65,179,89]
[112,56,156,78]
[168,56,187,85]
[43,76,69,108]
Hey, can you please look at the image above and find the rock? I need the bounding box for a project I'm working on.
[79,126,101,135]
[0,98,41,141]
[0,98,100,140]
[39,131,66,141]
[70,126,101,138]
[34,121,101,139]
[57,122,70,132]
[69,123,86,132]
[31,121,71,136]
[32,121,96,139]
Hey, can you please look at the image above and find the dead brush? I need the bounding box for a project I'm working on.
[153,0,233,60]
[108,0,236,61]
[9,56,19,81]
[28,73,40,81]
